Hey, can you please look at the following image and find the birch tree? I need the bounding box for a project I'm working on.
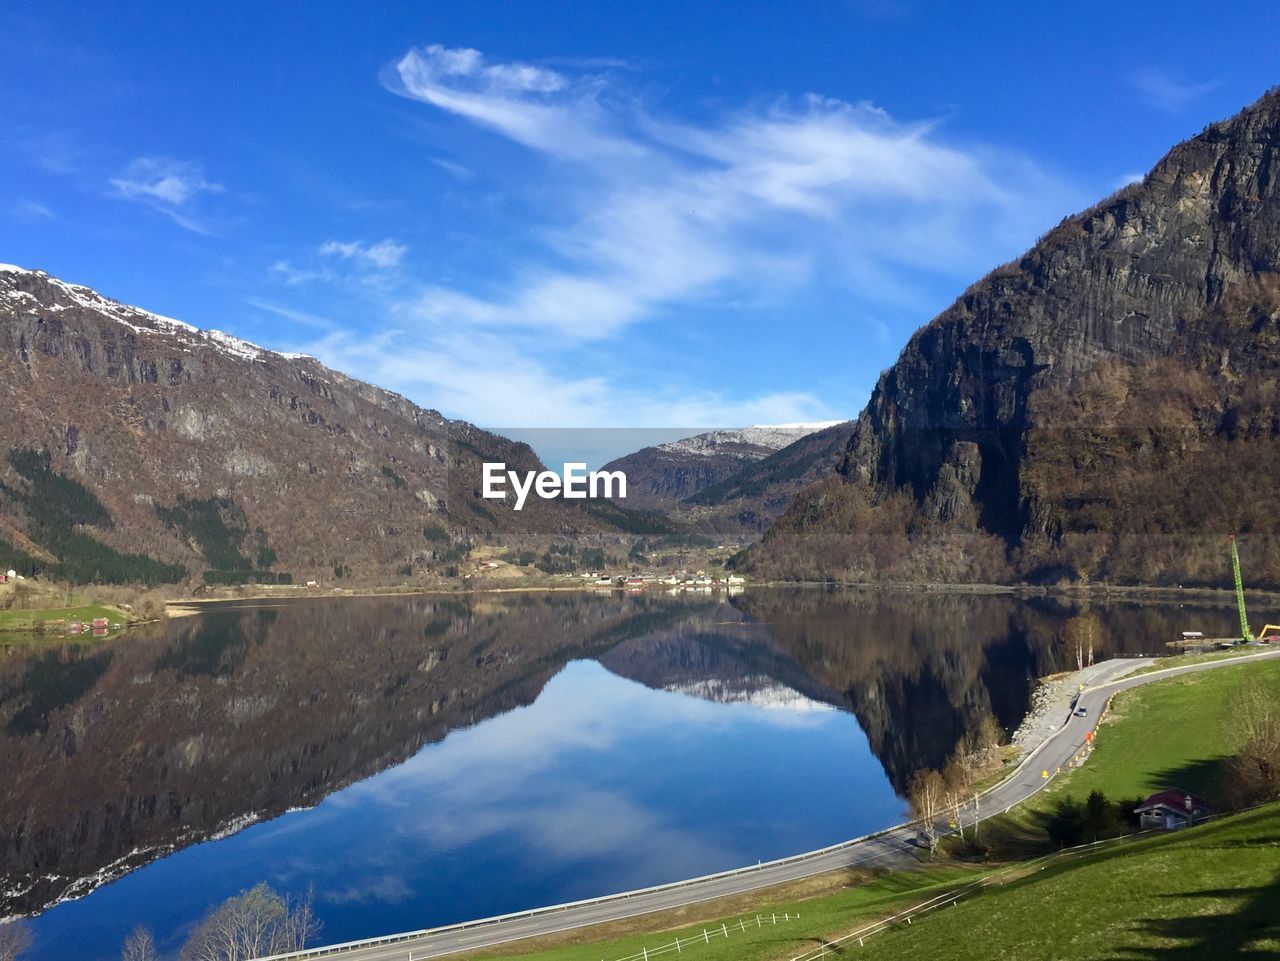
[122,926,157,961]
[180,884,319,961]
[908,768,946,854]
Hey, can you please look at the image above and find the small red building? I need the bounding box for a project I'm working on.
[1135,789,1212,830]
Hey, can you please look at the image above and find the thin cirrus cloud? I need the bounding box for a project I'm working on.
[304,322,832,428]
[110,156,223,205]
[295,43,1081,428]
[109,156,224,233]
[269,239,408,293]
[1129,67,1218,113]
[320,238,408,269]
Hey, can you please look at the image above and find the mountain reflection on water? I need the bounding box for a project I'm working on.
[0,588,1238,957]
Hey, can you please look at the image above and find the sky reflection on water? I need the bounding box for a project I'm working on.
[27,658,900,961]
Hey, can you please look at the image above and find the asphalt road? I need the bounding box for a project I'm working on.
[262,648,1280,961]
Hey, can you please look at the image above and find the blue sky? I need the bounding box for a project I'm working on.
[3,1,1278,432]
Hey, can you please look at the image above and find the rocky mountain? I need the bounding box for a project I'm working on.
[0,266,651,586]
[681,420,855,529]
[600,421,853,539]
[600,423,838,510]
[746,87,1280,588]
[595,600,846,709]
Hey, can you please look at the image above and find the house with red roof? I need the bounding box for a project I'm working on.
[1134,788,1212,830]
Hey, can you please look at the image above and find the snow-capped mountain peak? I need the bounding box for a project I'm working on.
[657,422,839,457]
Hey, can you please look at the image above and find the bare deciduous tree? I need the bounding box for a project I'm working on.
[1065,614,1100,673]
[122,925,158,961]
[1222,680,1280,807]
[180,883,319,961]
[908,768,946,854]
[972,713,1004,764]
[0,922,32,961]
[943,755,975,840]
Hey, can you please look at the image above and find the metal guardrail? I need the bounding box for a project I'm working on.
[254,650,1280,961]
[251,827,904,960]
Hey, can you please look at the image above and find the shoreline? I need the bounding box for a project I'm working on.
[755,578,1275,604]
[160,576,1263,616]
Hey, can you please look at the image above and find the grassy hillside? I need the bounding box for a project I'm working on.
[460,803,1280,961]
[1052,658,1280,802]
[972,657,1280,859]
[463,866,983,961]
[860,802,1280,960]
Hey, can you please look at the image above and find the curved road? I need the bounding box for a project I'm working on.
[261,648,1280,961]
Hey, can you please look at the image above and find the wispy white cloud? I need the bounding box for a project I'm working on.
[269,259,330,286]
[246,297,337,331]
[1129,68,1218,113]
[17,130,84,175]
[430,156,475,180]
[110,156,223,205]
[319,238,408,269]
[10,199,54,221]
[384,44,636,162]
[287,43,1080,427]
[109,156,224,233]
[375,45,1076,346]
[303,324,843,428]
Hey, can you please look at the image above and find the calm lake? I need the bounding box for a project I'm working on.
[0,588,1240,960]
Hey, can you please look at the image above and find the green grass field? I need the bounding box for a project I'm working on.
[0,602,131,635]
[860,801,1280,960]
[960,656,1280,859]
[461,803,1280,961]
[1048,657,1279,803]
[463,866,984,961]
[1128,645,1274,676]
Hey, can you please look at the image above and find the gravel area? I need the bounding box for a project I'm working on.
[1011,657,1154,758]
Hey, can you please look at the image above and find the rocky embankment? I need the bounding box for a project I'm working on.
[1011,658,1154,757]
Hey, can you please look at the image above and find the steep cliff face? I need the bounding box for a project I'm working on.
[749,88,1280,587]
[0,267,640,583]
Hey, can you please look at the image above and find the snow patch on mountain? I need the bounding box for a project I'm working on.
[657,422,841,457]
[0,263,293,364]
[665,677,837,712]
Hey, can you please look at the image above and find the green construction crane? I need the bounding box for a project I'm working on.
[1230,533,1253,643]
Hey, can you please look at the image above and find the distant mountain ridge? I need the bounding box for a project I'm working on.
[599,421,853,537]
[656,423,840,457]
[745,87,1280,588]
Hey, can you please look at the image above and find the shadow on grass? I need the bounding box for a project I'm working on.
[1143,757,1234,804]
[1107,868,1280,960]
[1100,809,1280,960]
